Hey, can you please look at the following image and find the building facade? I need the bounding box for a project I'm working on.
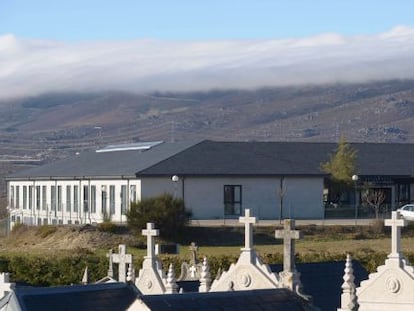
[6,140,414,228]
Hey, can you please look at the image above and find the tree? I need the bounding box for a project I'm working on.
[362,186,386,219]
[126,193,191,238]
[321,136,358,205]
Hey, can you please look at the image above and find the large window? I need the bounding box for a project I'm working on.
[51,186,56,211]
[16,186,20,209]
[23,186,27,210]
[42,186,47,210]
[57,186,62,211]
[91,186,96,213]
[66,186,71,212]
[28,186,33,210]
[110,185,115,215]
[83,185,89,212]
[130,185,137,203]
[73,185,79,212]
[101,186,107,214]
[121,185,127,215]
[10,186,14,208]
[36,186,41,210]
[224,185,242,216]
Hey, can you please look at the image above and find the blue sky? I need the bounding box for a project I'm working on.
[2,0,414,41]
[1,1,414,98]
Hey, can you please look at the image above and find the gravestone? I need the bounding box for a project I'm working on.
[275,219,303,292]
[210,209,280,291]
[135,222,166,294]
[178,242,202,281]
[356,211,414,311]
[111,244,133,283]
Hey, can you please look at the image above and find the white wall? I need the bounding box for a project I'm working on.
[141,176,324,220]
[7,178,141,227]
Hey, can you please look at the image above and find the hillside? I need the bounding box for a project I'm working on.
[1,79,414,177]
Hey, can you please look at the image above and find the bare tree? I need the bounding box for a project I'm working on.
[362,188,386,219]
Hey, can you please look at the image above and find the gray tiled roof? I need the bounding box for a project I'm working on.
[8,140,414,180]
[137,140,414,177]
[11,282,138,311]
[139,288,317,311]
[271,260,368,311]
[7,141,197,179]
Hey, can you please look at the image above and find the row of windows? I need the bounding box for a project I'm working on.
[9,184,137,215]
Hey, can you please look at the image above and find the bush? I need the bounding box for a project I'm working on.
[126,193,191,238]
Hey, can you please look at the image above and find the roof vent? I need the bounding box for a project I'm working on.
[96,141,163,153]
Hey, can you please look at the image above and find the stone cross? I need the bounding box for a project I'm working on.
[275,219,302,272]
[239,209,257,250]
[189,242,199,265]
[142,222,159,258]
[111,244,133,283]
[385,211,407,258]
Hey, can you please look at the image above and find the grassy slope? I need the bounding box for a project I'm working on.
[3,222,414,259]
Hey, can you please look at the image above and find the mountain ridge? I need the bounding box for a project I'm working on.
[1,79,414,170]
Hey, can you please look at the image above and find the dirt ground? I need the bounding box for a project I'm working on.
[0,224,137,253]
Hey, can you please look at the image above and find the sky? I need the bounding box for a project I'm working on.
[1,1,414,99]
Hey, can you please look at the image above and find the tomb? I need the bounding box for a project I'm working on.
[210,209,281,291]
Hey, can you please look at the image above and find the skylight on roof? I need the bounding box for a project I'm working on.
[96,141,163,153]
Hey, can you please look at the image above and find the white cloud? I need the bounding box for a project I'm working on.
[1,26,414,99]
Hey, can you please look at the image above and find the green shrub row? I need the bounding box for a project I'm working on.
[3,250,414,286]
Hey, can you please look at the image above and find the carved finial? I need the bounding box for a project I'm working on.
[199,256,211,292]
[126,263,135,283]
[165,263,178,294]
[81,266,88,285]
[337,254,357,311]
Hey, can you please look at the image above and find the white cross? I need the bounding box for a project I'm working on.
[111,244,132,283]
[239,209,257,250]
[275,219,302,272]
[142,222,159,258]
[385,211,407,258]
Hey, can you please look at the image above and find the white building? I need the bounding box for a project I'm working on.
[6,140,414,228]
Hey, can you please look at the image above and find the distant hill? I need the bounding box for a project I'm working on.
[1,79,414,172]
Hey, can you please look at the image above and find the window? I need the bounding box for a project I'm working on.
[10,186,14,208]
[91,185,96,213]
[57,186,62,211]
[66,186,71,212]
[51,186,56,211]
[224,185,242,216]
[28,186,33,210]
[36,186,41,210]
[83,185,89,212]
[16,186,20,209]
[42,186,47,210]
[74,186,79,212]
[110,185,115,215]
[23,186,27,210]
[130,185,137,203]
[121,185,127,215]
[397,183,410,205]
[101,186,107,214]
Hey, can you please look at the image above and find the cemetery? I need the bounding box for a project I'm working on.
[1,209,414,310]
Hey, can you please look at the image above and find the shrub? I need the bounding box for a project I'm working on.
[126,193,191,239]
[97,221,119,234]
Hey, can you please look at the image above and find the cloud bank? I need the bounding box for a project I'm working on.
[1,26,414,99]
